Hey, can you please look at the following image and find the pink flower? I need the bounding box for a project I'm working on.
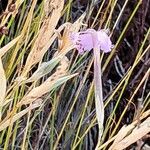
[70,29,113,54]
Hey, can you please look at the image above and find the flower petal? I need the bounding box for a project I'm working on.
[79,33,93,51]
[97,30,112,53]
[70,32,94,54]
[70,29,113,54]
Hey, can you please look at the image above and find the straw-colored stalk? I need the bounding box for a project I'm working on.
[109,116,150,150]
[0,35,21,57]
[0,101,41,132]
[18,56,70,106]
[0,58,6,121]
[0,56,78,131]
[99,109,150,149]
[22,0,64,76]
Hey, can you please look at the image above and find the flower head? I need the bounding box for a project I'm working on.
[70,29,113,54]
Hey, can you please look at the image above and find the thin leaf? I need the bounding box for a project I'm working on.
[0,35,21,57]
[0,102,41,132]
[110,117,150,150]
[26,55,62,82]
[19,73,78,106]
[0,58,6,120]
[94,46,104,149]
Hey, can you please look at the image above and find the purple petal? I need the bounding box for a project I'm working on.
[70,32,79,43]
[70,32,94,54]
[70,29,113,54]
[97,30,112,53]
[79,33,93,51]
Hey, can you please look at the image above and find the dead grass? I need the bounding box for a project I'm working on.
[0,0,149,149]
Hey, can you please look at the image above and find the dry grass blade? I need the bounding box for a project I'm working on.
[21,12,85,81]
[19,56,77,106]
[0,58,6,120]
[99,110,150,149]
[109,126,127,148]
[108,124,136,150]
[1,0,24,26]
[0,0,149,149]
[109,117,150,150]
[0,35,21,57]
[25,56,61,82]
[0,102,41,132]
[59,13,86,52]
[22,0,64,76]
